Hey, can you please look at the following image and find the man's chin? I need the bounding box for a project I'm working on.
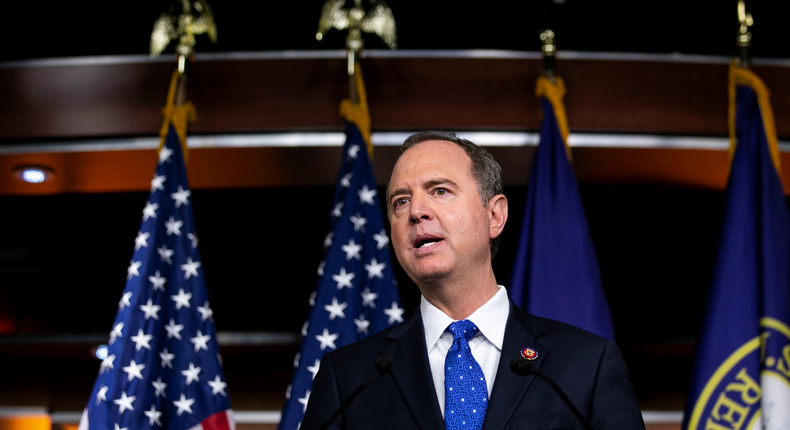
[405,265,453,286]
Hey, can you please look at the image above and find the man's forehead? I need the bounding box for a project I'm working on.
[387,140,471,194]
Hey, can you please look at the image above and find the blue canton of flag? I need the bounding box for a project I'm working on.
[683,64,790,430]
[510,76,615,340]
[277,122,403,430]
[79,124,233,430]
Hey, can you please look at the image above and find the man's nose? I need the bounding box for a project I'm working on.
[409,193,433,224]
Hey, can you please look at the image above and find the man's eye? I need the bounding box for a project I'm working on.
[435,188,447,195]
[394,197,408,207]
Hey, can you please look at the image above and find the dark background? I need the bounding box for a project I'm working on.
[2,0,789,62]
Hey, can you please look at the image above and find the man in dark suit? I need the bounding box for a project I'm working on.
[302,132,645,430]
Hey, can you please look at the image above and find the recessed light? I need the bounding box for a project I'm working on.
[13,166,54,183]
[95,345,109,360]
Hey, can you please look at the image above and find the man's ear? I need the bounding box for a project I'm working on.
[488,194,508,239]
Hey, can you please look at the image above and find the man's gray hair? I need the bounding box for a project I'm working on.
[389,131,504,259]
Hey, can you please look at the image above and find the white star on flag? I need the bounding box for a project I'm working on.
[317,261,326,276]
[158,146,173,164]
[357,184,377,205]
[301,322,309,337]
[118,291,133,310]
[340,172,353,188]
[173,393,195,416]
[123,360,145,382]
[171,185,191,208]
[324,231,334,249]
[298,390,311,413]
[144,405,163,426]
[113,391,136,414]
[331,202,344,218]
[109,322,124,344]
[365,258,386,279]
[310,291,318,306]
[348,144,360,159]
[134,231,150,251]
[157,245,174,264]
[182,363,201,385]
[332,267,355,290]
[130,329,153,351]
[171,289,192,310]
[165,319,184,340]
[208,375,228,396]
[165,216,183,236]
[152,377,167,398]
[95,385,109,405]
[150,174,166,192]
[100,354,116,374]
[142,201,159,221]
[307,359,321,381]
[149,270,167,292]
[190,330,211,352]
[383,302,405,325]
[127,261,141,280]
[324,297,348,320]
[342,238,362,261]
[115,425,128,430]
[197,301,213,321]
[187,232,198,249]
[315,328,339,351]
[180,256,201,280]
[350,212,367,232]
[354,314,371,334]
[373,229,389,250]
[140,299,161,320]
[160,348,175,368]
[361,287,378,308]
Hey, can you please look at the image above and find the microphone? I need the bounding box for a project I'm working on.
[510,357,594,430]
[317,355,393,430]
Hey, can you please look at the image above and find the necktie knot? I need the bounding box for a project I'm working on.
[447,320,479,343]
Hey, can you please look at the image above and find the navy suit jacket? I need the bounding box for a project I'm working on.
[301,302,645,430]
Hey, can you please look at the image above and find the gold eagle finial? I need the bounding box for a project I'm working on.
[150,0,217,59]
[317,0,397,52]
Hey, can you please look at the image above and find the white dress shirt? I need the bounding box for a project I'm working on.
[420,285,510,417]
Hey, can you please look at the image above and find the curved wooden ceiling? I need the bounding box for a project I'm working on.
[1,52,789,195]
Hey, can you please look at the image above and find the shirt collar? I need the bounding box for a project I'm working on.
[421,285,510,351]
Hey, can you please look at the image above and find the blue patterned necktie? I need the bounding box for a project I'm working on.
[444,320,488,430]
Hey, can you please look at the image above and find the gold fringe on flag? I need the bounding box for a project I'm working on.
[728,61,781,174]
[535,76,572,161]
[339,63,373,157]
[158,70,197,164]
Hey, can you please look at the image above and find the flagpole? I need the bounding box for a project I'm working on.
[736,0,753,68]
[175,55,190,107]
[540,29,556,82]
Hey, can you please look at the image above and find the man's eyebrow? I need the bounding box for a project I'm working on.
[388,187,409,202]
[388,179,459,202]
[424,178,458,189]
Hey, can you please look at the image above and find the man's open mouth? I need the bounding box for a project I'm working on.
[415,237,443,248]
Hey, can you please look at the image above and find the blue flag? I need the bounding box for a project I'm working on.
[683,64,790,430]
[278,83,403,429]
[510,76,615,340]
[80,74,233,430]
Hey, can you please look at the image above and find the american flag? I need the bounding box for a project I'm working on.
[277,122,404,430]
[79,123,233,430]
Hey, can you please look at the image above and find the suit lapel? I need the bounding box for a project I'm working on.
[382,312,445,430]
[482,303,549,430]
